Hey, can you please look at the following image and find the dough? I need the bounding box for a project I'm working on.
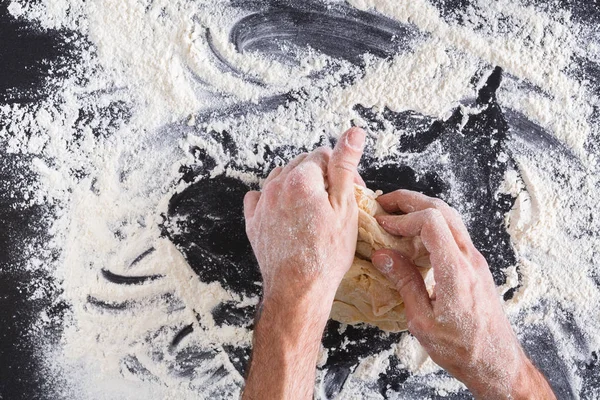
[330,186,435,332]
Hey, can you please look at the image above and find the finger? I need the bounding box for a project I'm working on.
[377,190,473,248]
[281,153,308,176]
[376,211,463,287]
[304,147,332,175]
[328,127,366,205]
[284,149,331,197]
[243,191,261,220]
[263,166,283,186]
[371,249,433,324]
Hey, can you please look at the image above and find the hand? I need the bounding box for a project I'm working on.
[242,127,366,400]
[244,127,366,305]
[370,190,555,400]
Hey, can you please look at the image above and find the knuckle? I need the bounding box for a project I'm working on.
[262,180,281,194]
[431,198,448,209]
[432,199,458,218]
[423,208,444,224]
[285,168,314,193]
[287,165,307,180]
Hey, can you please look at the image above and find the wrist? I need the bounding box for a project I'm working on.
[507,358,556,400]
[259,288,334,335]
[466,353,555,400]
[261,277,338,321]
[459,345,527,399]
[261,259,348,304]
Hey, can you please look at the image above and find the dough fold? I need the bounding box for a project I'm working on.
[330,186,434,332]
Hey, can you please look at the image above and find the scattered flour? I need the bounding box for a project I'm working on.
[3,0,600,398]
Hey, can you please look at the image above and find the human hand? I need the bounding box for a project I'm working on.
[242,128,366,400]
[244,127,366,306]
[370,190,555,399]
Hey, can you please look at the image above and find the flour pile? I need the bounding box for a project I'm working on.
[2,0,600,398]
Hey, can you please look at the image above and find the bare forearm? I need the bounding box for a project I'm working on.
[242,128,364,399]
[468,353,555,400]
[243,294,332,400]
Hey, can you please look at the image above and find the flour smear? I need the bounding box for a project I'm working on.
[2,0,600,398]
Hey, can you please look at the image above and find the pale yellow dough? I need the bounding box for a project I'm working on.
[330,186,434,332]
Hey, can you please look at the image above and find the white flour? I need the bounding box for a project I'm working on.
[3,0,600,398]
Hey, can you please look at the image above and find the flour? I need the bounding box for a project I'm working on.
[3,0,600,398]
[350,0,593,158]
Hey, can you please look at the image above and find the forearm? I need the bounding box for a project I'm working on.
[468,353,555,400]
[243,293,333,400]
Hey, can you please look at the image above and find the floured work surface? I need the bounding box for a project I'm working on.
[1,0,600,399]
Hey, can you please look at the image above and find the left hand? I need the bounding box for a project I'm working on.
[370,191,555,399]
[243,127,366,305]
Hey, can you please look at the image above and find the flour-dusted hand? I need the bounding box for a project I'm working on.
[370,190,556,400]
[244,127,366,303]
[242,127,366,400]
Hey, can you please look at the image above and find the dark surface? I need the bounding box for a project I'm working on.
[0,154,51,399]
[230,0,421,66]
[0,2,75,398]
[0,0,79,104]
[2,0,600,399]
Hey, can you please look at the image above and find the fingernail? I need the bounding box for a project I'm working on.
[346,128,365,151]
[372,254,394,274]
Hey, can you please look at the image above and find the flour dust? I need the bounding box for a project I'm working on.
[2,0,600,398]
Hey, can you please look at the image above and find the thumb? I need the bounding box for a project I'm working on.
[328,127,366,206]
[371,249,433,322]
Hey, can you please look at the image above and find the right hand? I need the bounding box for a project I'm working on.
[243,127,366,305]
[370,190,555,399]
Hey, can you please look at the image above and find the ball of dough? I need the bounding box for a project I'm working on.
[330,186,434,332]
